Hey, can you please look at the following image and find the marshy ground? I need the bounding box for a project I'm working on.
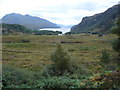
[2,34,117,72]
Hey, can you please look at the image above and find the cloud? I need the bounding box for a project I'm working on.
[0,0,119,25]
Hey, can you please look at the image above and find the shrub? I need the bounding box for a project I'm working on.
[68,60,91,75]
[112,38,120,52]
[41,64,58,77]
[112,16,120,65]
[104,64,116,71]
[41,44,91,77]
[35,76,82,88]
[112,38,120,65]
[51,44,70,75]
[2,65,91,89]
[2,65,43,88]
[101,49,110,64]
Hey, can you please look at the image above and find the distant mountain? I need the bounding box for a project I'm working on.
[71,4,120,34]
[1,13,60,29]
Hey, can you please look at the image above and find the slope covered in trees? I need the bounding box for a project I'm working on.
[2,23,62,35]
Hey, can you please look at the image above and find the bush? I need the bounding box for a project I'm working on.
[35,76,82,88]
[2,65,43,88]
[112,38,120,52]
[68,60,91,75]
[2,65,90,89]
[104,64,116,71]
[41,64,59,77]
[41,44,91,77]
[51,44,70,75]
[111,38,120,65]
[101,49,110,64]
[41,61,91,78]
[112,16,120,65]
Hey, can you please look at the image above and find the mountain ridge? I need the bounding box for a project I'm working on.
[70,4,120,34]
[1,13,60,29]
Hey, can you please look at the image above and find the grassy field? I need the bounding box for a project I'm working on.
[2,34,120,88]
[2,34,117,72]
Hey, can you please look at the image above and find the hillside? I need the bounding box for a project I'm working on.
[2,23,62,35]
[1,13,60,29]
[70,4,120,34]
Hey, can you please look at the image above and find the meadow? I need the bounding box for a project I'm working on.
[2,34,120,88]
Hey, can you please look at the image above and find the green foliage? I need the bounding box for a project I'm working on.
[112,16,120,36]
[35,76,82,88]
[112,38,120,52]
[2,23,33,34]
[3,65,120,89]
[34,30,62,35]
[3,65,52,88]
[104,64,116,71]
[2,65,90,89]
[101,49,110,64]
[112,16,120,52]
[2,23,62,35]
[112,16,120,65]
[41,64,60,76]
[51,44,70,74]
[2,65,39,88]
[41,62,91,78]
[41,44,91,77]
[68,61,91,77]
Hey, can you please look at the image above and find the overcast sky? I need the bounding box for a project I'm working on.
[0,0,120,25]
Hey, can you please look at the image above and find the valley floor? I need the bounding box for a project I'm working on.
[2,34,116,71]
[2,34,120,88]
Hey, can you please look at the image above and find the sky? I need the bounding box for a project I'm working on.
[0,0,120,25]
